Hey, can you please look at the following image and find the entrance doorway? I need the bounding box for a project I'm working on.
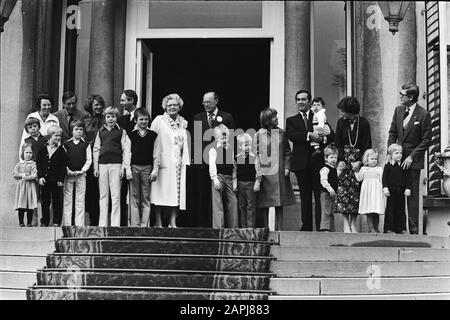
[141,38,271,130]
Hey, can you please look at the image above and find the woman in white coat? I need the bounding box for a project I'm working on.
[150,93,190,228]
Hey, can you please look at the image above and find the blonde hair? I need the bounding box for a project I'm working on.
[387,143,403,161]
[237,133,252,147]
[103,106,120,118]
[213,124,230,140]
[46,125,62,138]
[362,148,378,166]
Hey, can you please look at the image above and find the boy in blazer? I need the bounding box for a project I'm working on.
[387,84,431,234]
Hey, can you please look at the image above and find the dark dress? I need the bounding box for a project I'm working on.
[334,116,372,215]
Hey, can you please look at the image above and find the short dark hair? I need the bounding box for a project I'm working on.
[70,120,85,133]
[337,96,360,115]
[134,107,151,122]
[35,93,53,112]
[312,97,325,106]
[123,89,138,105]
[401,84,419,102]
[62,91,77,104]
[24,117,41,133]
[259,107,278,129]
[84,94,105,115]
[295,90,312,101]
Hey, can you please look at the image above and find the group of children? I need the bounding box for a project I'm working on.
[319,143,411,234]
[13,107,157,227]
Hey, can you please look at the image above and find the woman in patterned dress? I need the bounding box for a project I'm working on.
[334,97,372,233]
[150,94,190,228]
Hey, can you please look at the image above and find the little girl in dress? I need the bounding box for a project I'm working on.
[355,149,385,233]
[13,143,38,227]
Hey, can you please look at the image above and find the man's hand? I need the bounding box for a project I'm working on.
[39,178,46,186]
[309,132,321,143]
[404,189,411,197]
[57,181,64,187]
[316,126,330,136]
[401,156,413,170]
[383,187,390,197]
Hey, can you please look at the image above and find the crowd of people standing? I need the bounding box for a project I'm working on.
[13,84,431,234]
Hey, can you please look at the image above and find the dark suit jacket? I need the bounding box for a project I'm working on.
[36,144,67,183]
[53,108,89,143]
[286,111,335,172]
[387,104,431,170]
[190,109,235,165]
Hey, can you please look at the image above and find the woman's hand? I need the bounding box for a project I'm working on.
[404,189,411,197]
[39,178,46,186]
[57,181,64,187]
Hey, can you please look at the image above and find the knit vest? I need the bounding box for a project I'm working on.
[98,126,123,164]
[64,139,89,171]
[235,153,256,182]
[129,129,157,165]
[215,145,234,176]
[322,164,338,193]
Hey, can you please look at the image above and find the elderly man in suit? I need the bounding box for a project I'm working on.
[188,92,235,228]
[387,84,431,234]
[286,90,334,231]
[53,92,88,143]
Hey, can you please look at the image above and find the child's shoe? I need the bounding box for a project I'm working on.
[19,224,25,227]
[26,224,32,227]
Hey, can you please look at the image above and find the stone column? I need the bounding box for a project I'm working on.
[113,0,126,107]
[88,0,115,106]
[284,1,310,119]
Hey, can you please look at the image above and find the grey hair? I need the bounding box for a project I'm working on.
[162,93,184,111]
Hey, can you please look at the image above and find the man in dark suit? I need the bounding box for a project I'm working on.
[387,84,431,234]
[286,90,334,231]
[53,92,88,143]
[118,89,139,226]
[188,92,235,227]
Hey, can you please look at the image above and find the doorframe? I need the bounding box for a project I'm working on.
[124,0,285,124]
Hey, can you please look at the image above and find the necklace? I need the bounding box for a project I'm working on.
[347,115,360,148]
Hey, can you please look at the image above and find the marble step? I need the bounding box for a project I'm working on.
[271,261,450,278]
[0,271,36,290]
[0,240,55,256]
[270,276,450,295]
[62,226,270,242]
[0,289,26,300]
[55,239,271,255]
[0,227,62,241]
[268,293,450,300]
[272,231,450,248]
[37,270,270,290]
[271,246,450,262]
[46,253,273,273]
[0,255,47,272]
[27,287,270,300]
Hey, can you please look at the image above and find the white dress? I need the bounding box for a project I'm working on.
[150,113,190,210]
[356,166,385,214]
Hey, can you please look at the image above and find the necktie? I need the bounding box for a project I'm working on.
[403,106,410,119]
[208,113,214,128]
[301,111,308,128]
[68,114,73,127]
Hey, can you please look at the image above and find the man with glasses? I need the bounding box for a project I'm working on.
[387,84,431,234]
[188,92,235,228]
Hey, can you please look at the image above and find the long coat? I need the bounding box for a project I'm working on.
[254,128,296,208]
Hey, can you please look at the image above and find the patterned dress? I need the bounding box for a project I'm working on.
[335,145,361,215]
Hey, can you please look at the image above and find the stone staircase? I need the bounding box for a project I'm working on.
[26,227,275,300]
[269,232,450,300]
[0,227,62,300]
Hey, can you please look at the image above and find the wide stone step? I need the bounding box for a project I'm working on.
[0,240,55,255]
[55,239,271,256]
[270,261,450,278]
[0,289,27,300]
[62,226,270,242]
[46,253,272,272]
[0,227,62,241]
[271,246,450,262]
[27,287,269,300]
[269,293,450,300]
[0,255,47,272]
[274,231,450,248]
[270,276,450,295]
[36,270,270,290]
[0,271,36,289]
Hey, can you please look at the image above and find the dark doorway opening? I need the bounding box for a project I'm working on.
[144,38,271,130]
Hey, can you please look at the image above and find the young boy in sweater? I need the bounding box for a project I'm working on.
[93,106,132,227]
[128,108,158,227]
[319,145,338,232]
[62,120,92,226]
[36,125,66,227]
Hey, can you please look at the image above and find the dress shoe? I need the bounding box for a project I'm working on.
[400,230,408,234]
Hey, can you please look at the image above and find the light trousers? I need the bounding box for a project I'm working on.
[63,174,86,226]
[130,164,152,227]
[211,174,238,228]
[99,164,122,227]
